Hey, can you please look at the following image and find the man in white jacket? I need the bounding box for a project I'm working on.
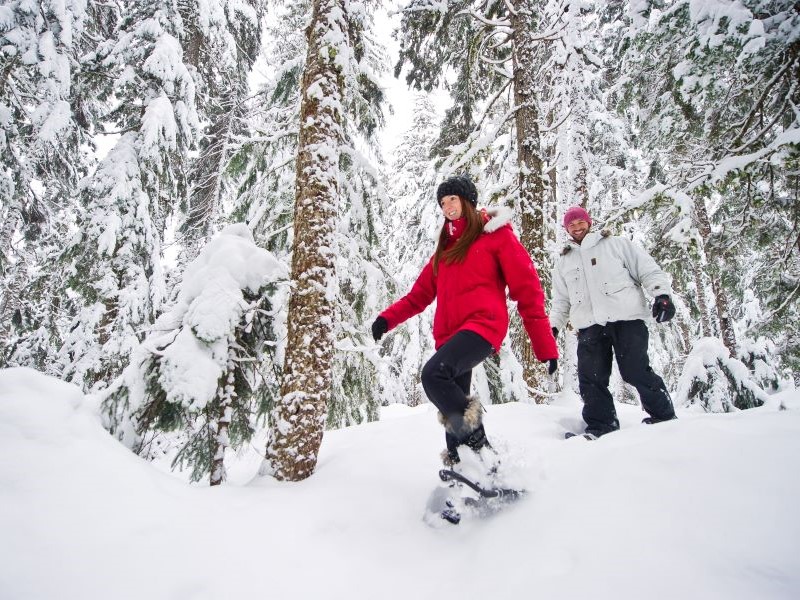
[551,206,677,438]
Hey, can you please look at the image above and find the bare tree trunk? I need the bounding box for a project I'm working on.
[688,249,713,338]
[182,93,237,260]
[210,374,232,486]
[695,195,738,355]
[265,0,344,481]
[510,2,549,401]
[0,203,22,274]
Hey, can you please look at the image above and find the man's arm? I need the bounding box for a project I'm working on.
[619,238,673,298]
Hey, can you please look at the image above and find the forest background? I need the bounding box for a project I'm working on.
[1,0,798,484]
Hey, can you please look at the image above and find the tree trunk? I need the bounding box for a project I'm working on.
[210,379,232,487]
[0,205,23,339]
[182,91,236,260]
[694,195,738,355]
[265,0,344,481]
[688,249,713,338]
[510,2,549,401]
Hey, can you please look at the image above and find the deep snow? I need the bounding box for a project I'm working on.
[1,367,798,600]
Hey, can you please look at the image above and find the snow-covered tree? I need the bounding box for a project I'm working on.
[675,337,768,412]
[614,0,799,396]
[101,225,286,485]
[0,0,86,264]
[180,0,264,258]
[0,0,91,359]
[227,1,390,442]
[378,94,441,406]
[264,0,350,481]
[57,1,199,390]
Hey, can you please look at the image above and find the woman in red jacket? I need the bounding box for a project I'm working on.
[371,175,558,465]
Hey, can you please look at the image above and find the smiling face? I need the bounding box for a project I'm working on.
[440,194,463,221]
[566,218,591,243]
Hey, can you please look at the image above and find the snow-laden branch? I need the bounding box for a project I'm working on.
[399,0,452,15]
[527,20,567,43]
[458,9,511,28]
[441,102,520,174]
[725,55,798,152]
[538,106,571,133]
[687,125,800,191]
[475,78,513,131]
[502,0,518,17]
[478,28,514,66]
[482,28,514,52]
[727,99,792,155]
[743,283,800,336]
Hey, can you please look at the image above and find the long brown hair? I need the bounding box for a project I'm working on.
[433,198,483,275]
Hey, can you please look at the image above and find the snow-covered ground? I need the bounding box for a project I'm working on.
[1,367,798,600]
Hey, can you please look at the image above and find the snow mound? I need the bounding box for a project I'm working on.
[1,369,799,600]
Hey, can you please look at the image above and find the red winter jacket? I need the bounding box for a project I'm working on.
[380,207,558,361]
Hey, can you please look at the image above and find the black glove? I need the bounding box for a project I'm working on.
[652,295,676,323]
[371,316,388,341]
[547,358,558,375]
[551,327,558,338]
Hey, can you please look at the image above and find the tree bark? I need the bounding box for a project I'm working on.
[694,195,738,355]
[265,0,344,481]
[688,249,713,338]
[0,205,23,338]
[510,2,549,401]
[209,380,232,487]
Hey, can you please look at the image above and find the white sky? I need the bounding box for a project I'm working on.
[375,3,452,163]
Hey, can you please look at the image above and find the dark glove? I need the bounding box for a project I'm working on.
[652,295,676,323]
[551,327,558,338]
[371,316,388,342]
[547,359,558,375]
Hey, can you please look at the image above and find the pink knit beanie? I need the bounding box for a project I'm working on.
[563,206,592,229]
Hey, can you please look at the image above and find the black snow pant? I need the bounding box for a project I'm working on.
[577,319,675,437]
[421,330,494,451]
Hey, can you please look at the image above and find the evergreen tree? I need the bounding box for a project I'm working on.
[379,94,441,406]
[58,0,200,390]
[101,225,285,485]
[616,0,799,397]
[0,0,91,358]
[264,0,350,481]
[180,0,264,258]
[232,1,390,437]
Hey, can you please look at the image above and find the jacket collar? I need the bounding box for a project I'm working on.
[483,206,513,233]
[446,206,514,241]
[446,217,467,241]
[561,229,611,255]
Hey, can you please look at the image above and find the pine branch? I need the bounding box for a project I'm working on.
[743,283,800,335]
[725,55,797,151]
[459,9,511,28]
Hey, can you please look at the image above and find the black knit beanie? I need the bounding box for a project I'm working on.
[436,175,478,207]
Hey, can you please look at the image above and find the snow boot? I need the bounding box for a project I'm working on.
[439,397,503,488]
[438,396,491,467]
[463,423,490,452]
[642,415,678,425]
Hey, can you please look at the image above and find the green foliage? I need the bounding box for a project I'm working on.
[104,282,280,483]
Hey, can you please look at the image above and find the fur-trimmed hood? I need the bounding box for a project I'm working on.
[561,228,612,255]
[482,205,514,234]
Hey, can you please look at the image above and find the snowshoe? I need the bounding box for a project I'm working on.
[564,431,598,441]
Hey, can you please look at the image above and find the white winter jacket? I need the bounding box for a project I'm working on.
[550,230,672,332]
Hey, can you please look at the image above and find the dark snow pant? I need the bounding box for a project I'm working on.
[577,319,675,437]
[421,330,494,450]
